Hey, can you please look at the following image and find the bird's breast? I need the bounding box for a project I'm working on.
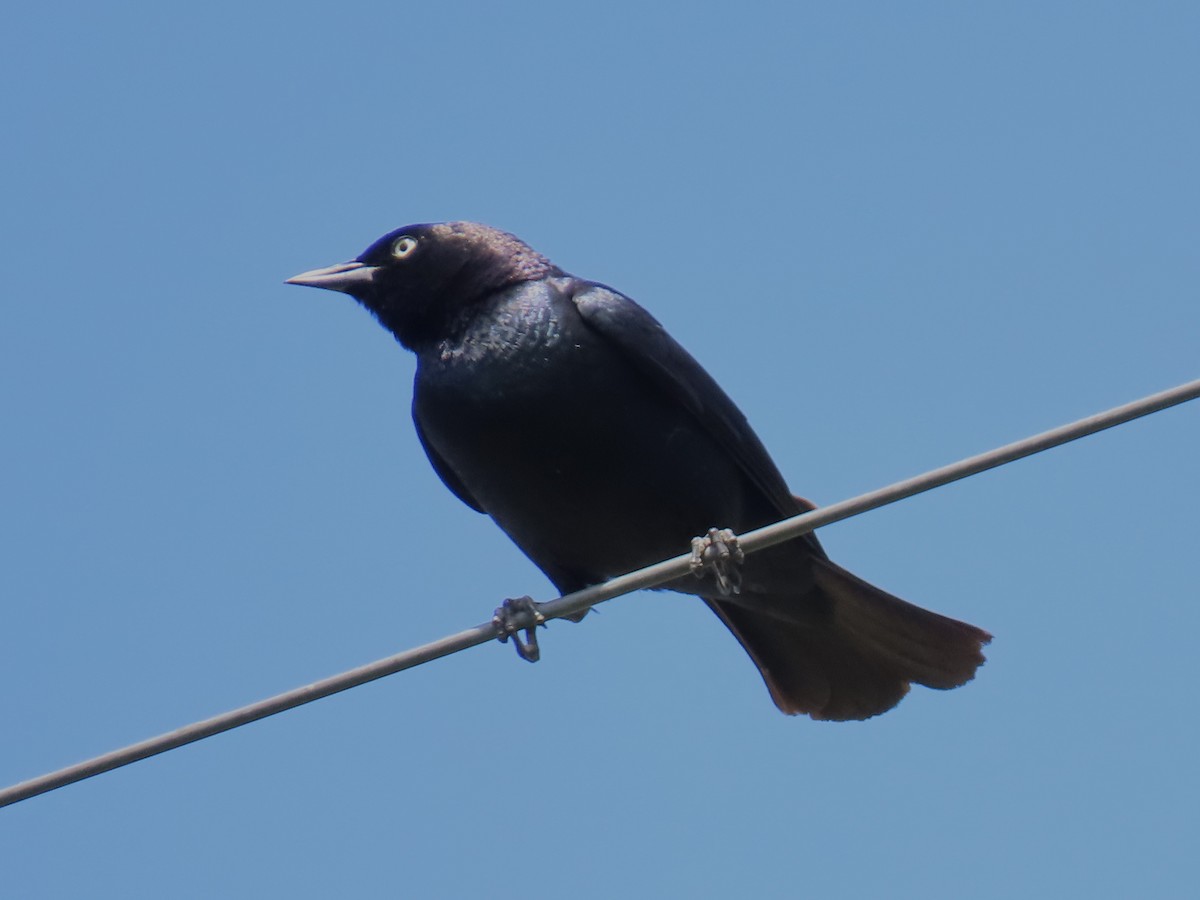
[416,283,631,449]
[411,282,747,584]
[434,290,569,374]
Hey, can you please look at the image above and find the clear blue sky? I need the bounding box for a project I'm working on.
[2,3,1197,898]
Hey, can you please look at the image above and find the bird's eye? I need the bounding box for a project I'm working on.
[391,236,418,259]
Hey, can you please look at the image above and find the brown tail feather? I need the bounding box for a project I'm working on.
[706,559,990,720]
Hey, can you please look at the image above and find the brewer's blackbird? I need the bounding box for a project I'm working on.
[288,222,990,720]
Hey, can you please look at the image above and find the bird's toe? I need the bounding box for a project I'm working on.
[492,596,546,662]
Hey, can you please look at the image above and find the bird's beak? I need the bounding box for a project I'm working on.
[285,260,378,294]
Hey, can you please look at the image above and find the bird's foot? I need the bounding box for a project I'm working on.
[690,527,745,596]
[492,596,546,662]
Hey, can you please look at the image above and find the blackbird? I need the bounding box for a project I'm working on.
[288,221,990,719]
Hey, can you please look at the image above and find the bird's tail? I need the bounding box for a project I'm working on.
[705,557,990,720]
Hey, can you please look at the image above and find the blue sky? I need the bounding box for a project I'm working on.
[2,3,1197,897]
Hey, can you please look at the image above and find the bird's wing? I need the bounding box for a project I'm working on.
[412,412,486,513]
[571,282,809,525]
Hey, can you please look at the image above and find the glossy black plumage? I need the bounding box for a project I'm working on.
[288,221,990,719]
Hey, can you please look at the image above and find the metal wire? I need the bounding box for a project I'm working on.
[2,377,1197,809]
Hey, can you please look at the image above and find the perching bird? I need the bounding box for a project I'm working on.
[287,222,990,720]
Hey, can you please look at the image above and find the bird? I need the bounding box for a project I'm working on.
[287,221,990,720]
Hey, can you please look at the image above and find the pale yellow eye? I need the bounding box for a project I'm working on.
[391,236,418,259]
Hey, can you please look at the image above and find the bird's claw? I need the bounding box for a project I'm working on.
[690,527,745,596]
[492,596,546,662]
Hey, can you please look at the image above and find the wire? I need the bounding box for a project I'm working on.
[2,377,1197,809]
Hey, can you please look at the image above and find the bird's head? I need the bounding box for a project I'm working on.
[286,221,558,348]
